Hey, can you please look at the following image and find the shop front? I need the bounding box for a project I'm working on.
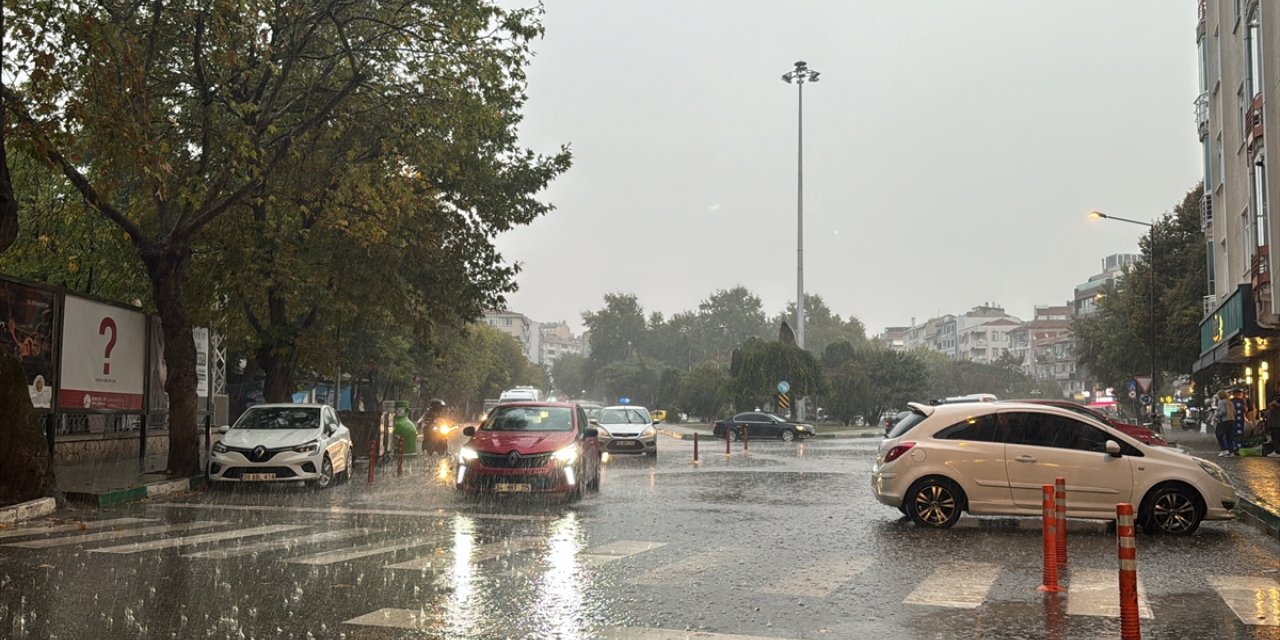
[1194,284,1280,407]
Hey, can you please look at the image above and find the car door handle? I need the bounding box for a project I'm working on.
[1014,455,1037,463]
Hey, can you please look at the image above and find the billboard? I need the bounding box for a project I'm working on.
[0,280,56,409]
[150,322,211,411]
[59,295,146,411]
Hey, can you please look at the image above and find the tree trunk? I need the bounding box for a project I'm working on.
[257,343,297,403]
[359,370,379,412]
[142,244,200,476]
[0,353,56,505]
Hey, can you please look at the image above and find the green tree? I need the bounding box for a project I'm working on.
[583,293,647,381]
[550,353,588,398]
[696,286,770,363]
[678,362,729,422]
[775,294,867,355]
[595,357,665,407]
[727,337,824,413]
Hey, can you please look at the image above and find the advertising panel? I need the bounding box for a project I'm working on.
[59,295,146,411]
[149,323,212,411]
[0,280,56,409]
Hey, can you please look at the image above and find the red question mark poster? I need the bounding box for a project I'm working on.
[58,295,145,411]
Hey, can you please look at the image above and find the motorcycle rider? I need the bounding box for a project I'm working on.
[420,399,451,455]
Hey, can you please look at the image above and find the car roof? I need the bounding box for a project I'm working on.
[915,401,1133,435]
[494,401,576,408]
[249,403,326,410]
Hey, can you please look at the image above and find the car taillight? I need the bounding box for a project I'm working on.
[883,442,916,463]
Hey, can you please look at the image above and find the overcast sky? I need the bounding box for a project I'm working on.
[493,1,1201,336]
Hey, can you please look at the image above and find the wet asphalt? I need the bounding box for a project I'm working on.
[2,435,1280,639]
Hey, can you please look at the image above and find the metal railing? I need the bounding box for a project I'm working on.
[1202,294,1217,319]
[1200,193,1213,229]
[1194,91,1210,140]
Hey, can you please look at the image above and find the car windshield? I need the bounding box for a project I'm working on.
[599,408,648,424]
[481,406,574,432]
[233,407,320,430]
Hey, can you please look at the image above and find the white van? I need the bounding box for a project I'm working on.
[499,387,541,402]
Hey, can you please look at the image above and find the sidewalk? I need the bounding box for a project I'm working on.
[1162,427,1280,539]
[56,454,205,508]
[660,423,884,440]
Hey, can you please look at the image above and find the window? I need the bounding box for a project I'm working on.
[935,414,1004,442]
[1242,207,1252,274]
[1217,131,1225,190]
[1238,84,1249,144]
[1256,154,1270,246]
[1002,411,1110,452]
[887,411,928,439]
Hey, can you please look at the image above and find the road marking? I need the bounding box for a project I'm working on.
[596,627,803,640]
[384,537,543,571]
[4,521,225,549]
[285,535,443,566]
[183,528,372,559]
[89,524,307,554]
[1066,568,1153,619]
[1209,575,1280,626]
[903,562,1002,609]
[629,550,734,586]
[0,517,155,541]
[343,608,432,631]
[148,502,555,521]
[761,555,872,598]
[582,540,667,566]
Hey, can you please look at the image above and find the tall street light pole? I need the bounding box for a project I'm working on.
[1089,210,1160,429]
[783,60,819,420]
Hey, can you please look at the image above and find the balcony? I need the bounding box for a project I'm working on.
[1203,294,1217,319]
[1247,94,1265,157]
[1253,245,1271,291]
[1195,91,1210,140]
[1201,193,1213,229]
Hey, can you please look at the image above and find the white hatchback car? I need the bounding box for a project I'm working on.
[872,402,1236,535]
[210,403,353,489]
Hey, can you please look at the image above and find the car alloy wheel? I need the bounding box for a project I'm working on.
[906,478,963,529]
[726,429,740,442]
[315,455,334,490]
[779,429,795,442]
[1145,486,1202,535]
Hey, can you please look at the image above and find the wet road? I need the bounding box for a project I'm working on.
[2,436,1280,639]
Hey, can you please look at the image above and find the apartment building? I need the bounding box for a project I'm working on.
[1192,0,1280,406]
[1073,254,1140,318]
[1010,305,1080,394]
[482,311,536,363]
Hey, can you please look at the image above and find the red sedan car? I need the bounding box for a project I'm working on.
[456,402,602,498]
[1003,399,1168,446]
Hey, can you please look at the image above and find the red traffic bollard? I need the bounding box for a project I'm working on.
[1117,503,1142,640]
[1038,484,1063,593]
[693,432,699,462]
[368,439,377,485]
[742,427,749,451]
[1055,477,1068,568]
[397,436,404,478]
[725,430,732,455]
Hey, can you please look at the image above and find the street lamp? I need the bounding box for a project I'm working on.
[1088,210,1160,428]
[783,60,819,420]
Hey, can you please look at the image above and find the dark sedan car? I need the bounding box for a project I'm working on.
[712,412,815,442]
[1001,399,1168,446]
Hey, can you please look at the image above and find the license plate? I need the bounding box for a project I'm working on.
[494,483,531,493]
[618,440,640,448]
[242,473,276,481]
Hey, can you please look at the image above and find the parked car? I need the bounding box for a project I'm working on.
[209,403,353,489]
[456,402,602,499]
[882,410,910,436]
[577,402,605,422]
[1002,399,1168,446]
[872,402,1236,535]
[596,405,658,457]
[712,412,815,442]
[651,410,668,423]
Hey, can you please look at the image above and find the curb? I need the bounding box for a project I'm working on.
[0,497,57,524]
[1235,490,1280,541]
[65,476,206,508]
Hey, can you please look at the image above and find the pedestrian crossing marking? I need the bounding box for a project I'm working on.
[628,550,735,586]
[597,627,802,640]
[148,502,555,521]
[384,537,543,571]
[89,524,307,554]
[760,555,873,598]
[903,562,1002,609]
[5,521,225,549]
[1065,568,1153,619]
[582,540,667,566]
[0,517,155,541]
[1209,575,1280,626]
[342,608,432,631]
[184,528,372,560]
[285,535,444,566]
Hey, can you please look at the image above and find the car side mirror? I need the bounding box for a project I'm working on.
[217,425,230,434]
[462,426,476,437]
[583,428,599,439]
[589,419,601,427]
[1105,440,1122,457]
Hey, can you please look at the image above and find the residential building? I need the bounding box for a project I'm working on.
[1010,305,1080,395]
[482,311,536,363]
[1193,0,1280,406]
[539,322,585,365]
[879,326,909,351]
[1073,254,1139,318]
[954,305,1022,364]
[903,315,956,358]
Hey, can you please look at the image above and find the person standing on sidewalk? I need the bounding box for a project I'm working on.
[1215,390,1234,457]
[1231,388,1248,456]
[1267,394,1280,458]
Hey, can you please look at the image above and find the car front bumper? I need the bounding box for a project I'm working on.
[599,433,657,455]
[455,460,578,494]
[208,449,326,482]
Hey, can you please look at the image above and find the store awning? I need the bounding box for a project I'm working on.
[1193,284,1276,373]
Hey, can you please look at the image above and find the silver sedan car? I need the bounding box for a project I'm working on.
[596,406,658,457]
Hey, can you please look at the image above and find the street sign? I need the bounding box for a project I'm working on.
[1140,394,1152,406]
[1128,390,1137,399]
[1127,380,1137,392]
[777,380,791,394]
[1134,376,1152,393]
[777,393,791,410]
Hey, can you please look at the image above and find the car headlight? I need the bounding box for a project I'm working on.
[212,441,228,454]
[551,444,579,465]
[595,427,612,438]
[293,440,320,454]
[459,446,479,462]
[1198,459,1233,486]
[641,426,656,437]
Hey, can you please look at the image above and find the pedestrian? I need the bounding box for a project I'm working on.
[1267,394,1280,458]
[1215,390,1233,457]
[1231,388,1248,456]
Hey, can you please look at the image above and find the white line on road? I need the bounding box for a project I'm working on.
[596,627,803,640]
[582,540,667,566]
[1066,568,1153,619]
[184,528,372,559]
[384,537,544,571]
[285,535,443,566]
[903,562,1003,609]
[0,517,155,541]
[760,555,873,598]
[1209,575,1280,626]
[342,608,432,631]
[89,524,307,554]
[628,550,734,586]
[147,502,556,521]
[4,521,225,549]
